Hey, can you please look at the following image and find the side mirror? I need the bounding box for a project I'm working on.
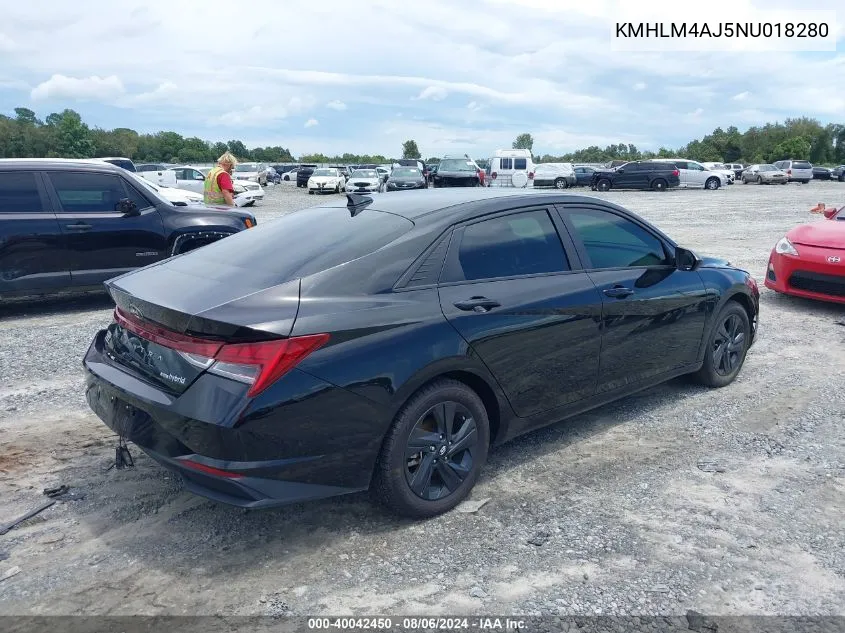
[675,246,701,271]
[116,198,139,216]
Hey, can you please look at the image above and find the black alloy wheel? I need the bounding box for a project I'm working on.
[652,179,667,192]
[596,179,611,192]
[693,301,751,388]
[373,379,489,518]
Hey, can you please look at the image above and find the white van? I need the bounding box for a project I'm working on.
[487,149,535,187]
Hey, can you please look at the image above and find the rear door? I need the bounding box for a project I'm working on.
[0,170,70,295]
[438,207,603,417]
[672,161,690,186]
[173,168,206,193]
[558,205,708,391]
[686,162,709,187]
[614,162,645,188]
[45,170,168,287]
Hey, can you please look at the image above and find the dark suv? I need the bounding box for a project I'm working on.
[296,164,317,188]
[432,155,482,188]
[0,159,256,300]
[591,161,680,192]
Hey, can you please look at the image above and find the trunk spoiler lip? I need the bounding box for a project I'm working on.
[105,277,302,341]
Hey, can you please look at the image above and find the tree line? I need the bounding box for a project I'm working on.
[1,107,843,167]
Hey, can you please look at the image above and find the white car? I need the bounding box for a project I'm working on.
[133,177,204,206]
[346,168,383,193]
[530,163,577,189]
[169,166,264,206]
[700,162,736,184]
[308,168,346,194]
[232,162,268,186]
[773,159,814,183]
[647,158,726,190]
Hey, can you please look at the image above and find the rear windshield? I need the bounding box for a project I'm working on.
[182,207,413,280]
[793,161,812,169]
[439,159,476,172]
[392,168,421,177]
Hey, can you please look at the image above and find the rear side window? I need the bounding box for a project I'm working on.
[793,161,812,169]
[445,210,569,282]
[103,159,135,172]
[182,206,414,281]
[567,208,669,269]
[514,158,527,170]
[498,158,512,170]
[47,172,128,212]
[0,172,45,213]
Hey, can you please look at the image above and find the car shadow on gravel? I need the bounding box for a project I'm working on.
[0,293,113,320]
[762,291,845,318]
[60,374,709,582]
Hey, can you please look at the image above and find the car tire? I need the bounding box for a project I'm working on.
[372,379,490,519]
[705,177,720,190]
[693,301,751,389]
[802,179,810,184]
[781,181,788,185]
[839,174,844,182]
[596,178,611,192]
[651,178,667,192]
[742,177,748,184]
[554,177,567,189]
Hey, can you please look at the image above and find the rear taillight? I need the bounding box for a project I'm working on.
[177,458,244,479]
[114,307,329,397]
[213,335,329,397]
[491,171,497,179]
[528,171,534,180]
[672,169,679,177]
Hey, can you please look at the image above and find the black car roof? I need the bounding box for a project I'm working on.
[313,189,635,223]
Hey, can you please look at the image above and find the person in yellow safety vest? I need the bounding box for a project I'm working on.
[204,151,237,206]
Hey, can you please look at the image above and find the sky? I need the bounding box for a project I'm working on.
[0,0,843,159]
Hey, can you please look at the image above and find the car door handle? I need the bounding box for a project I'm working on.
[65,223,93,231]
[453,297,501,312]
[603,286,634,298]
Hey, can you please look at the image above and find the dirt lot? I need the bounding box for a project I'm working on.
[1,181,844,618]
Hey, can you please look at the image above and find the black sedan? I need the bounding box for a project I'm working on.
[573,165,598,186]
[83,190,759,518]
[812,166,832,180]
[832,165,845,182]
[387,167,428,191]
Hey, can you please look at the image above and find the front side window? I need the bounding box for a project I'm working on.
[47,172,128,213]
[567,208,669,269]
[0,172,45,213]
[445,210,570,282]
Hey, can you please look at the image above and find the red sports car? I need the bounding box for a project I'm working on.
[765,206,845,304]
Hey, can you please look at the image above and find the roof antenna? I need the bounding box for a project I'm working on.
[346,193,373,216]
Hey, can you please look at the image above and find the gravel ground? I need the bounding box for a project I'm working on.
[1,180,844,620]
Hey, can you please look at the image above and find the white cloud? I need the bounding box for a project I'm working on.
[632,82,646,91]
[30,74,125,102]
[0,33,15,52]
[414,86,448,101]
[304,118,319,128]
[732,91,751,101]
[686,108,704,119]
[467,101,482,111]
[326,99,347,111]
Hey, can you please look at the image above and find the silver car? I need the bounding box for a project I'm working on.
[741,164,788,185]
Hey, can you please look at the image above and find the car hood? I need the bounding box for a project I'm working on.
[389,177,424,183]
[788,218,845,248]
[350,177,380,184]
[235,172,259,178]
[437,170,477,176]
[232,178,257,187]
[698,255,733,269]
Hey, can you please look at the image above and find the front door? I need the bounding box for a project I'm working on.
[438,207,603,417]
[0,170,70,295]
[45,170,168,287]
[559,205,708,392]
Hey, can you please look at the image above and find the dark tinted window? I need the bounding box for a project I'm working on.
[124,181,154,210]
[514,158,527,170]
[567,208,669,269]
[623,163,643,171]
[498,158,512,170]
[447,210,569,282]
[182,207,413,281]
[793,161,812,169]
[673,161,688,169]
[48,172,128,212]
[0,172,45,213]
